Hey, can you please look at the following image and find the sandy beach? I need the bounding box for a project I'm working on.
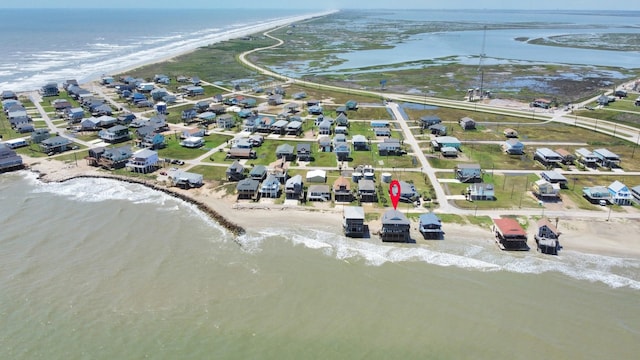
[24,155,640,260]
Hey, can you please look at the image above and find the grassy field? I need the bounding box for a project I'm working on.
[157,134,233,160]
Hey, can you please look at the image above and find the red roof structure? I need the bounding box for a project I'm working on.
[493,218,526,237]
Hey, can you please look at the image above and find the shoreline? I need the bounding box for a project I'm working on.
[23,156,640,260]
[2,9,338,92]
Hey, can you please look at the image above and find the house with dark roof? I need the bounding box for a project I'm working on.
[459,117,476,130]
[575,148,598,168]
[296,143,311,162]
[99,145,132,169]
[98,125,130,143]
[534,218,561,255]
[0,143,24,172]
[593,148,620,168]
[420,116,441,129]
[358,179,377,203]
[632,185,640,204]
[40,136,72,154]
[455,163,482,183]
[226,160,245,181]
[276,143,295,161]
[41,82,59,97]
[246,165,266,181]
[534,148,562,167]
[555,148,575,164]
[380,209,411,243]
[168,170,203,189]
[378,138,402,156]
[541,171,568,188]
[352,134,369,151]
[236,178,260,200]
[307,184,331,201]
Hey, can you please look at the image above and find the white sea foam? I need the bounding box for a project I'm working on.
[259,225,640,289]
[1,10,336,92]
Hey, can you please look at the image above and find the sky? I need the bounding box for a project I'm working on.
[1,0,638,10]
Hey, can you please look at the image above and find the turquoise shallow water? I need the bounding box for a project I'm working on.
[1,173,639,359]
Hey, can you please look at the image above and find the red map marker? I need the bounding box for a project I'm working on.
[389,180,401,210]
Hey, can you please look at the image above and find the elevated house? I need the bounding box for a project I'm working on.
[137,129,166,150]
[307,184,331,201]
[432,136,461,151]
[17,123,35,133]
[236,178,260,200]
[197,111,216,125]
[1,90,17,100]
[286,121,303,136]
[308,105,323,115]
[180,136,204,148]
[466,183,495,201]
[503,138,524,155]
[40,136,72,154]
[318,118,332,135]
[335,113,349,127]
[126,148,159,174]
[532,179,560,201]
[575,148,598,168]
[66,107,85,123]
[333,176,352,202]
[256,116,275,133]
[296,143,311,162]
[358,179,377,203]
[284,102,299,113]
[374,127,391,137]
[555,148,575,164]
[185,86,204,97]
[534,148,562,167]
[534,218,561,255]
[419,213,444,240]
[398,181,419,203]
[275,143,295,161]
[318,136,332,152]
[226,160,245,181]
[459,117,476,130]
[181,127,206,139]
[267,94,283,106]
[334,142,351,161]
[30,128,50,144]
[41,82,59,97]
[455,163,482,183]
[378,138,402,156]
[608,180,632,206]
[249,165,267,181]
[259,174,281,199]
[0,143,24,172]
[335,125,348,135]
[343,206,366,237]
[226,147,256,160]
[582,186,611,204]
[285,174,304,200]
[593,148,620,168]
[217,114,235,129]
[352,134,369,151]
[98,125,130,143]
[181,108,198,123]
[380,209,411,243]
[98,145,132,169]
[541,170,568,188]
[420,115,441,129]
[167,170,203,189]
[306,169,326,183]
[271,119,288,134]
[429,124,447,136]
[492,218,529,251]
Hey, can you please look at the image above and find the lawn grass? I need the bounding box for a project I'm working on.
[188,164,228,182]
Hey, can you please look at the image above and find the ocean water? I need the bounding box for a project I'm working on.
[1,172,639,359]
[0,8,325,91]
